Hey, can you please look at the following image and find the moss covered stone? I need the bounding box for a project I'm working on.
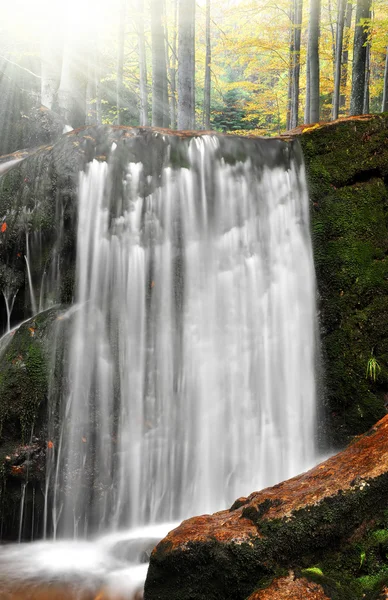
[299,115,388,446]
[0,308,60,442]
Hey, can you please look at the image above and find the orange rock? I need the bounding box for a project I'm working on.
[247,574,330,600]
[145,415,388,600]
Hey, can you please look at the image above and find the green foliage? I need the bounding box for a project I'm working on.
[366,354,382,382]
[302,567,324,576]
[212,88,256,132]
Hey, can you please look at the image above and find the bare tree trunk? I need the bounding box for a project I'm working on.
[363,40,370,113]
[85,41,102,125]
[138,0,149,126]
[151,0,169,127]
[307,0,321,123]
[340,1,353,110]
[350,0,371,115]
[203,0,211,129]
[290,0,303,128]
[116,0,126,125]
[332,0,346,120]
[382,47,388,113]
[287,0,295,130]
[162,0,171,128]
[304,53,311,123]
[328,0,336,80]
[57,43,78,126]
[177,0,196,130]
[41,37,62,110]
[169,0,178,129]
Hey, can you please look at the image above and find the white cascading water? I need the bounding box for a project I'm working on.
[46,134,317,538]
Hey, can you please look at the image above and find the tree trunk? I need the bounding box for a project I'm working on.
[306,0,321,123]
[328,0,336,80]
[203,0,211,129]
[169,0,178,129]
[116,0,126,125]
[350,0,371,115]
[363,39,370,114]
[287,0,295,130]
[138,0,149,126]
[340,2,353,110]
[57,44,78,126]
[40,37,62,111]
[85,43,101,125]
[151,0,170,127]
[383,47,388,113]
[332,0,346,120]
[304,54,310,123]
[290,0,302,129]
[177,0,196,130]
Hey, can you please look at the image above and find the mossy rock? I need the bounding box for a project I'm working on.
[0,308,61,443]
[300,115,388,446]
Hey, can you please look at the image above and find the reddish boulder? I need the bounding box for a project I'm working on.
[145,415,388,599]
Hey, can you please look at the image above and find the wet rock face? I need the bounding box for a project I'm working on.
[144,415,388,600]
[0,308,63,540]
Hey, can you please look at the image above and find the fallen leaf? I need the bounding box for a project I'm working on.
[11,465,24,474]
[29,327,35,337]
[1,222,7,233]
[82,437,87,443]
[47,440,54,450]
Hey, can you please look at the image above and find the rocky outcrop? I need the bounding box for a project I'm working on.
[298,115,388,446]
[0,308,62,540]
[145,415,388,600]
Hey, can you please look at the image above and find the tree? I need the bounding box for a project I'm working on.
[383,47,388,112]
[178,0,196,129]
[151,0,170,127]
[168,0,179,129]
[116,0,126,125]
[40,37,62,111]
[340,2,353,110]
[137,0,149,126]
[350,0,372,115]
[306,0,321,123]
[363,39,370,113]
[332,0,346,120]
[290,0,303,128]
[203,0,211,129]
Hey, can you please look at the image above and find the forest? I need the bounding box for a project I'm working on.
[1,0,387,137]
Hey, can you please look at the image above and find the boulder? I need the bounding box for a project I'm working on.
[145,415,388,600]
[298,115,388,446]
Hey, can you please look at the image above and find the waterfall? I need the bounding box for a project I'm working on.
[47,132,317,538]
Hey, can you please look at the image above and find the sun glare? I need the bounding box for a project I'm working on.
[2,0,112,47]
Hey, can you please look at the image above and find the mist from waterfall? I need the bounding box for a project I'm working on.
[45,134,318,538]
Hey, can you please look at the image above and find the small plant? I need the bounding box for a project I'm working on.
[366,351,381,382]
[303,567,324,576]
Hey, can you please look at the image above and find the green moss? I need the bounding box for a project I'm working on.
[0,308,59,442]
[301,117,388,446]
